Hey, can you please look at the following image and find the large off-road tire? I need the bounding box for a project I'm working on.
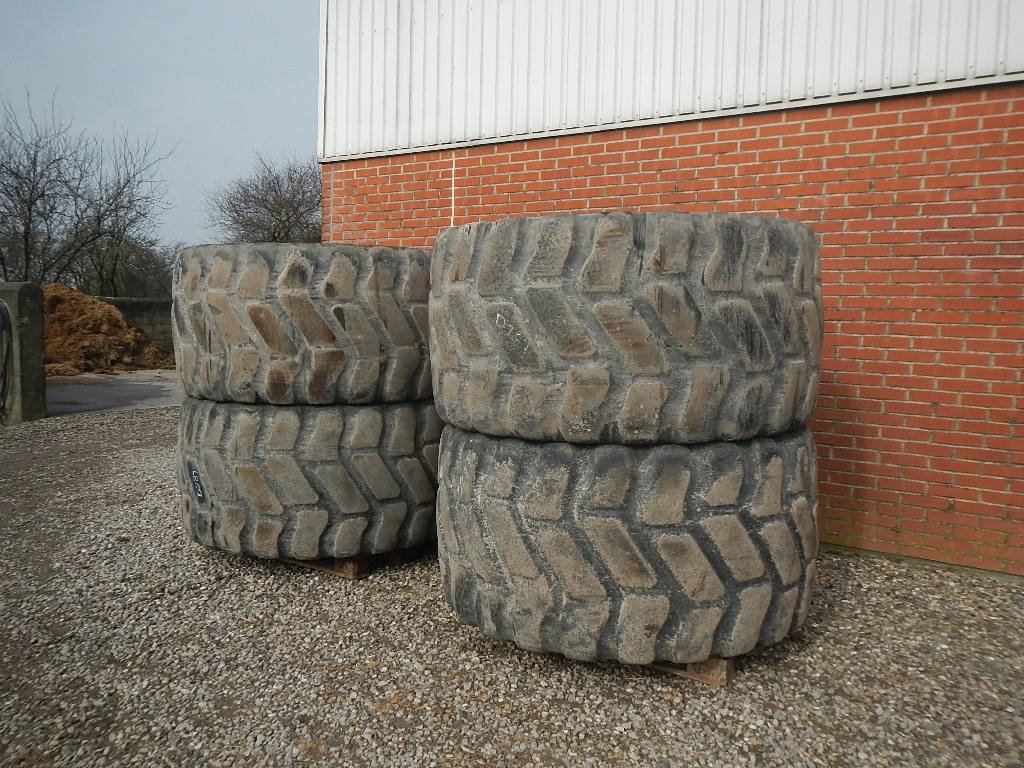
[173,243,431,405]
[177,398,442,560]
[429,212,821,445]
[436,423,818,665]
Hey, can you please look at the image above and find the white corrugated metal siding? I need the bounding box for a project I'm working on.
[318,0,1024,160]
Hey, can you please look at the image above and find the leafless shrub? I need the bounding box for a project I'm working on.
[206,154,321,244]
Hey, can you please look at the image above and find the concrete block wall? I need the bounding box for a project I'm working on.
[321,82,1024,576]
[97,297,174,352]
[0,282,46,425]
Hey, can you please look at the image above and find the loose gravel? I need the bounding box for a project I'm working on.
[1,408,1021,767]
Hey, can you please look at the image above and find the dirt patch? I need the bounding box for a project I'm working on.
[42,283,175,376]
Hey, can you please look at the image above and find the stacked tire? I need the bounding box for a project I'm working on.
[171,243,441,561]
[429,212,822,665]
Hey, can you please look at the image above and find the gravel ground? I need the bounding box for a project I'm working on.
[1,408,1021,767]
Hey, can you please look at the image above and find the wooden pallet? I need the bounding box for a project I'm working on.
[649,657,734,687]
[282,542,437,580]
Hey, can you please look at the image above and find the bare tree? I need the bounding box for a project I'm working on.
[0,96,169,288]
[206,154,321,243]
[75,236,179,298]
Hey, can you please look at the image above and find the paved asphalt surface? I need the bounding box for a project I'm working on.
[45,370,183,416]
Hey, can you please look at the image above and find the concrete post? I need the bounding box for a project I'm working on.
[0,282,46,425]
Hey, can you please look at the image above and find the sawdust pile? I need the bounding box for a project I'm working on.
[43,283,175,376]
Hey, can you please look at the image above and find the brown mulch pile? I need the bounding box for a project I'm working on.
[42,283,175,376]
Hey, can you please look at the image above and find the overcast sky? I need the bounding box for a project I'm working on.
[0,0,319,247]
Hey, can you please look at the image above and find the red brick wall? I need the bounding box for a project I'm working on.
[322,83,1024,576]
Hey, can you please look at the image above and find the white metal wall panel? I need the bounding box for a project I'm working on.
[319,0,1024,160]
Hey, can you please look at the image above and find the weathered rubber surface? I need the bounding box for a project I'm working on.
[429,212,821,444]
[436,423,818,664]
[173,243,431,405]
[177,398,442,560]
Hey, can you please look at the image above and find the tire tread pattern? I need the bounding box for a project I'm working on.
[436,424,819,664]
[429,212,822,444]
[173,243,431,405]
[178,398,441,559]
